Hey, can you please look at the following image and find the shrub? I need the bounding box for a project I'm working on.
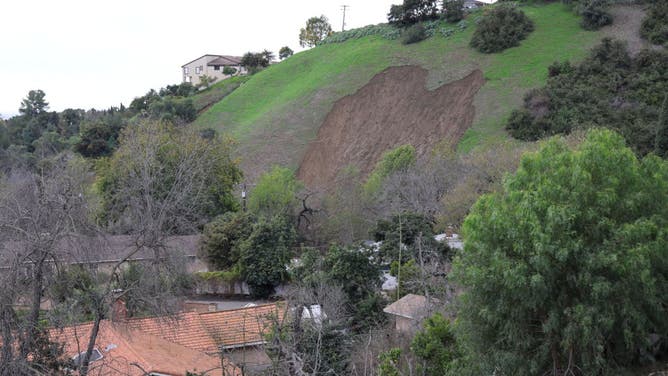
[640,0,668,46]
[580,5,612,30]
[470,5,534,53]
[222,66,237,75]
[402,23,428,44]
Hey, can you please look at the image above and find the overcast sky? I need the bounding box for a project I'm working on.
[0,0,398,118]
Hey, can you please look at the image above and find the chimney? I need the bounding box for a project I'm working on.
[111,298,127,322]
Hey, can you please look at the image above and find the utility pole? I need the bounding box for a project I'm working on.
[341,5,349,31]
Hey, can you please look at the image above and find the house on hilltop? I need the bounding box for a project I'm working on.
[182,54,245,86]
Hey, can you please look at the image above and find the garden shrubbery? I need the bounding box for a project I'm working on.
[470,5,534,53]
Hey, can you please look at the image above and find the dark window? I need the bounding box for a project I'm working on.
[214,65,220,71]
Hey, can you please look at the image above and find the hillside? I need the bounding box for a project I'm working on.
[193,2,637,185]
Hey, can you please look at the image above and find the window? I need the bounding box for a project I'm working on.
[183,67,189,75]
[213,65,220,71]
[72,348,103,367]
[195,65,202,74]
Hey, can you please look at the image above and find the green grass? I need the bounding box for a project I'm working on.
[193,2,607,175]
[191,75,250,113]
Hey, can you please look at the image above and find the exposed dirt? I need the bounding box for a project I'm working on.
[603,5,661,56]
[297,66,484,190]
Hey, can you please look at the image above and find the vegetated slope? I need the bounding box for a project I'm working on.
[191,76,250,115]
[194,3,630,183]
[297,66,484,189]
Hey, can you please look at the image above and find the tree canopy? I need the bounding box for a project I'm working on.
[299,15,333,47]
[96,120,242,233]
[452,129,668,375]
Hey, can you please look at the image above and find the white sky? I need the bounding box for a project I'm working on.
[0,0,398,118]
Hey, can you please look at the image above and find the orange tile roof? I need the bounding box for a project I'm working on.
[50,320,240,376]
[128,311,219,354]
[199,303,283,349]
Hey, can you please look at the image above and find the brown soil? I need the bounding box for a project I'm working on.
[297,66,484,190]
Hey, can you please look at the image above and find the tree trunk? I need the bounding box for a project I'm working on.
[21,257,44,359]
[79,312,102,376]
[0,305,15,370]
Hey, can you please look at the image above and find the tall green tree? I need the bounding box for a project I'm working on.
[452,129,668,375]
[19,90,49,117]
[239,215,296,297]
[299,15,333,47]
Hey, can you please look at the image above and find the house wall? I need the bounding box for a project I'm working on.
[182,55,244,86]
[394,316,419,335]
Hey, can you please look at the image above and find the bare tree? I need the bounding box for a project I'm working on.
[267,280,351,376]
[0,154,94,375]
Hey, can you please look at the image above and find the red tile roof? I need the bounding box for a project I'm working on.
[199,303,282,349]
[51,320,239,376]
[128,311,219,354]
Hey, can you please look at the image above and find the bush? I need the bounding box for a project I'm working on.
[580,5,612,30]
[470,5,534,53]
[640,0,668,46]
[402,23,428,44]
[222,66,237,75]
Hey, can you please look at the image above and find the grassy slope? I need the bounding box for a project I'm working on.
[191,75,250,113]
[194,3,602,177]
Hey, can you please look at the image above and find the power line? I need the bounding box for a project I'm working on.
[341,5,350,31]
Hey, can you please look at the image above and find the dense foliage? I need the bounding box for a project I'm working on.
[240,50,274,73]
[249,166,302,218]
[96,121,242,232]
[453,129,668,375]
[640,0,668,46]
[388,0,440,27]
[239,215,296,297]
[199,211,255,270]
[411,313,462,375]
[470,5,534,53]
[506,39,668,156]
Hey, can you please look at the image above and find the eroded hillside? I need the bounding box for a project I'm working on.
[297,66,484,189]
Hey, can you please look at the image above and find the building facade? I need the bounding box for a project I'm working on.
[181,54,245,86]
